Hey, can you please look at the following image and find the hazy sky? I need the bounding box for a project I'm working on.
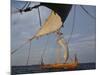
[11,1,96,66]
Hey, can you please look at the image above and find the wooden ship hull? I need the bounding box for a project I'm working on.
[41,63,78,70]
[41,55,78,70]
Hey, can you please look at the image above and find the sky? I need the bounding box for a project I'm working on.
[11,1,96,66]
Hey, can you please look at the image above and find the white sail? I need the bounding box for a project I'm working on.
[57,37,69,62]
[31,11,62,40]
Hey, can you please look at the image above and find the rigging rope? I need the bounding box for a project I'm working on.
[80,5,96,19]
[26,2,31,9]
[11,40,30,55]
[21,2,31,10]
[38,7,42,26]
[11,3,41,55]
[68,5,76,43]
[21,2,29,10]
[40,35,49,63]
[26,41,32,65]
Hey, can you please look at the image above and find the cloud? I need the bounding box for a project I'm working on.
[11,4,52,51]
[61,33,96,63]
[11,5,52,65]
[69,34,95,47]
[11,2,96,65]
[67,34,96,63]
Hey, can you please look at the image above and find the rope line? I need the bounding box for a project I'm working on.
[11,40,30,55]
[21,2,29,10]
[26,2,31,9]
[80,5,96,19]
[40,35,49,63]
[38,7,42,26]
[26,41,32,65]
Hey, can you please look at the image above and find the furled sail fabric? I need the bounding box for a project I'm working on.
[31,11,62,40]
[57,37,69,63]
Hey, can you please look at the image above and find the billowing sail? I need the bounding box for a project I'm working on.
[57,37,69,63]
[31,11,62,40]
